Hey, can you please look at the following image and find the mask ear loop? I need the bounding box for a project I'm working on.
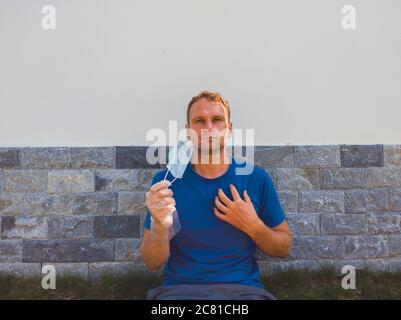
[163,169,169,181]
[163,169,178,186]
[170,176,179,184]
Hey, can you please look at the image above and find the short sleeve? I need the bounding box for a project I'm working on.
[143,170,166,230]
[143,209,152,230]
[258,170,286,228]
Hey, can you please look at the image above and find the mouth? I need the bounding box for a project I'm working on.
[200,138,218,145]
[201,136,218,141]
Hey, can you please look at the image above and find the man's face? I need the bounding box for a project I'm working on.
[186,97,232,157]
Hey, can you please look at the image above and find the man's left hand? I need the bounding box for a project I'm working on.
[213,184,264,236]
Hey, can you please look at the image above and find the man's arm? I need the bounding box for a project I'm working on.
[140,226,170,272]
[140,180,175,272]
[248,220,292,258]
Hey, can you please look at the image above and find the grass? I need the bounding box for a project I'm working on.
[0,267,400,300]
[264,266,400,300]
[0,271,163,300]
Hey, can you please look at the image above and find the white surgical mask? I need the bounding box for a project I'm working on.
[158,139,194,240]
[164,139,194,184]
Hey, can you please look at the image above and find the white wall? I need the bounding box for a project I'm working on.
[1,0,400,147]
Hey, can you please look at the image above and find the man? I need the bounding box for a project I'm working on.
[140,91,292,300]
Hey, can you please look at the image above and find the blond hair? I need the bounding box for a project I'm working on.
[187,91,230,124]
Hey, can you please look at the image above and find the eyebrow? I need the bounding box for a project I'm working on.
[191,115,226,122]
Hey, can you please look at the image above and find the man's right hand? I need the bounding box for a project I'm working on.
[145,180,176,228]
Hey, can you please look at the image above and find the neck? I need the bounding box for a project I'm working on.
[191,148,231,179]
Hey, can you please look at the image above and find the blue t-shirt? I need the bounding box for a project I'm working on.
[143,156,286,289]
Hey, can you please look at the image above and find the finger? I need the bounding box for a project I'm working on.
[156,204,174,214]
[151,196,176,207]
[165,204,176,214]
[152,197,175,207]
[155,188,174,199]
[214,207,228,222]
[243,190,252,204]
[215,196,229,214]
[147,189,173,203]
[217,188,233,207]
[158,205,174,216]
[229,184,242,201]
[149,180,170,193]
[153,196,175,207]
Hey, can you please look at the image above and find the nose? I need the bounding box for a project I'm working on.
[200,121,216,139]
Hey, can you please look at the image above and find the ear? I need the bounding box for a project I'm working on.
[185,124,189,140]
[227,122,233,139]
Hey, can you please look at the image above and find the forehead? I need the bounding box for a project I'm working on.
[189,97,227,119]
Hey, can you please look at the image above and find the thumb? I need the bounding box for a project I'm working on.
[166,204,176,215]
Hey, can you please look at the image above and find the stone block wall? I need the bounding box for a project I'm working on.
[0,145,401,280]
